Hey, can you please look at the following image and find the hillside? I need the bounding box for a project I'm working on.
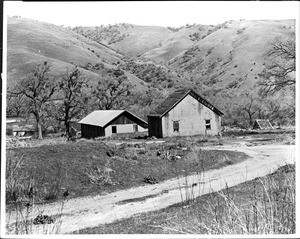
[6,17,146,90]
[73,19,295,92]
[142,24,215,63]
[73,23,172,56]
[6,17,295,126]
[7,17,196,92]
[167,19,295,90]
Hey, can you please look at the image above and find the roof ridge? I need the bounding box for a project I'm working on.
[148,88,223,117]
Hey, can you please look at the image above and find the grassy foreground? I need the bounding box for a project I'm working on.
[6,139,247,204]
[76,164,295,234]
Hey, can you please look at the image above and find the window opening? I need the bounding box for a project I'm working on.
[205,120,211,130]
[173,121,179,132]
[112,126,117,134]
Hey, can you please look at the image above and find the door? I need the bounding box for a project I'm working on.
[112,125,117,134]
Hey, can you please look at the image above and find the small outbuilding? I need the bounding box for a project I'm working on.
[78,110,148,138]
[6,116,37,137]
[147,88,224,138]
[252,119,273,130]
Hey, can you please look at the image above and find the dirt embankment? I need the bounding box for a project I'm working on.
[6,143,295,234]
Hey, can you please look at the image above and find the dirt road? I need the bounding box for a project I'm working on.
[6,143,295,234]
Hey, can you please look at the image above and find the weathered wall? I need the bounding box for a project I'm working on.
[81,112,148,138]
[81,124,105,138]
[105,124,147,136]
[138,125,148,132]
[162,94,221,137]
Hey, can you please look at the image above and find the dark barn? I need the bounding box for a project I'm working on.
[78,110,148,138]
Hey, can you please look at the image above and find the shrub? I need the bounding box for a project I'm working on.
[6,128,14,136]
[237,27,246,34]
[43,182,61,201]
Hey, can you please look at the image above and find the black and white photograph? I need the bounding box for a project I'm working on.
[1,1,299,237]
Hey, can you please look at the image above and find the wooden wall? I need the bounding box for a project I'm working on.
[81,124,105,138]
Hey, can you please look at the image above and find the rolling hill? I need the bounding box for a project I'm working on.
[167,19,295,90]
[73,19,294,92]
[6,17,147,90]
[6,17,295,125]
[73,23,172,56]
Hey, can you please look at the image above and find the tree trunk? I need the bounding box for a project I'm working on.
[65,120,71,140]
[246,110,253,128]
[37,120,43,140]
[64,108,71,140]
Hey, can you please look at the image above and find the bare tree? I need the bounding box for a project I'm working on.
[239,90,262,127]
[8,62,57,139]
[127,87,166,120]
[91,73,131,110]
[56,67,89,139]
[259,33,295,94]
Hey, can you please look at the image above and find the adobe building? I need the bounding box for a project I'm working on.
[147,88,224,138]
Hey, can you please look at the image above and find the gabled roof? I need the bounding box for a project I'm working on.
[78,110,148,128]
[148,88,224,117]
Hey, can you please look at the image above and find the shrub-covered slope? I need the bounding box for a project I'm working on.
[7,17,147,90]
[167,20,295,89]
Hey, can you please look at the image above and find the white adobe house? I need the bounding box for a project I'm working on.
[78,110,148,138]
[147,88,224,138]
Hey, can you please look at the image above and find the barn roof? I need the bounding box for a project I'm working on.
[78,110,148,128]
[148,88,224,117]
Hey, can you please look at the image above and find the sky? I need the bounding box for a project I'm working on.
[3,1,300,27]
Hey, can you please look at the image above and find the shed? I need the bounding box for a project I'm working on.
[252,119,273,130]
[78,110,148,138]
[6,115,37,137]
[11,125,37,137]
[147,88,224,138]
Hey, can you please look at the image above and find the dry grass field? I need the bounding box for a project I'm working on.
[76,164,295,234]
[6,136,248,205]
[5,129,295,235]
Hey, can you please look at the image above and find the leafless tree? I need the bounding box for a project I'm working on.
[259,33,295,94]
[91,73,131,110]
[239,90,262,127]
[8,62,57,139]
[56,67,89,139]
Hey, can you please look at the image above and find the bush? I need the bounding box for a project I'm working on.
[6,128,14,136]
[237,27,246,34]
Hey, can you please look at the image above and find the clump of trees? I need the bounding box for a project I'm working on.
[73,24,128,45]
[7,63,95,139]
[209,84,294,129]
[7,61,167,139]
[119,60,180,89]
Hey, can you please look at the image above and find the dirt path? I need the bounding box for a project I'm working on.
[6,143,295,234]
